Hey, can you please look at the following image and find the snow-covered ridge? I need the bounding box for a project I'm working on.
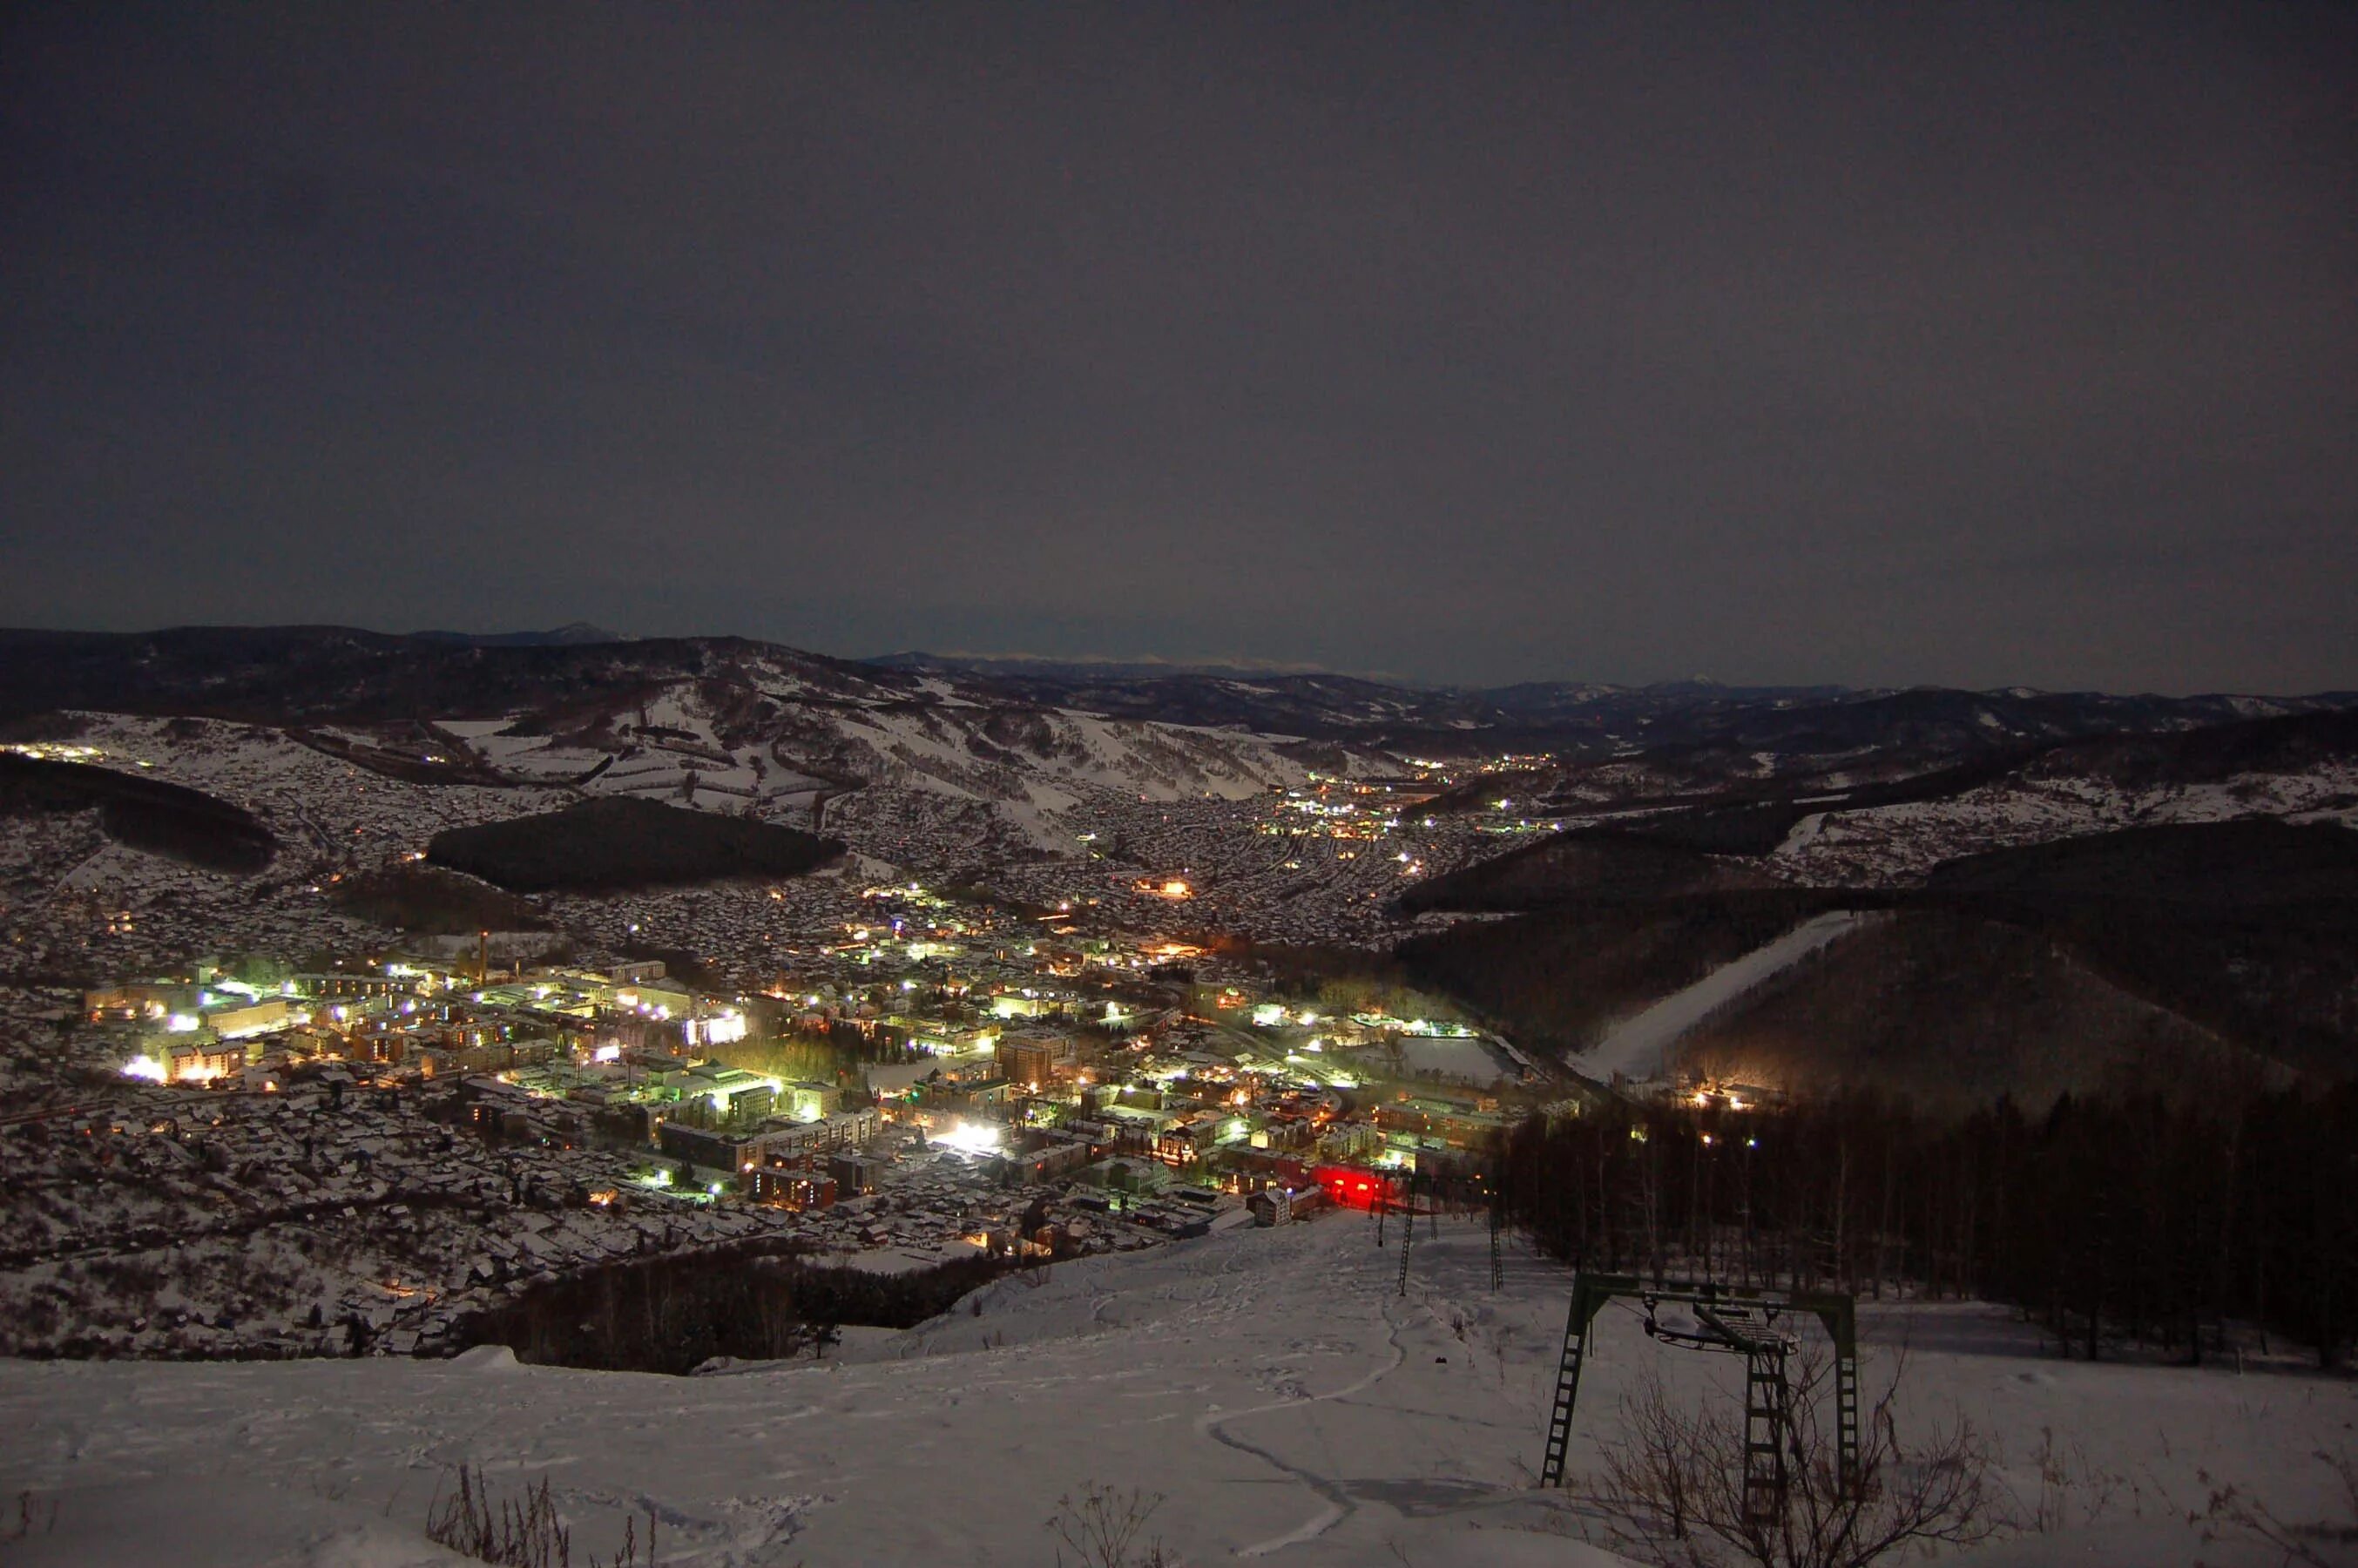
[1769,760,2358,888]
[429,676,1344,855]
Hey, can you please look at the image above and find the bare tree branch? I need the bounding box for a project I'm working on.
[1579,1347,2001,1568]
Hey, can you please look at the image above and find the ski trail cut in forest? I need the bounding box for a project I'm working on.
[1570,909,1875,1082]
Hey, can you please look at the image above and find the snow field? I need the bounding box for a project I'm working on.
[3,1210,2354,1565]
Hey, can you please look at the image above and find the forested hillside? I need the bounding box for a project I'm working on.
[1402,819,2358,1094]
[428,797,841,892]
[1502,1086,2358,1369]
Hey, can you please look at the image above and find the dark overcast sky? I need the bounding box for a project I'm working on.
[3,3,2353,692]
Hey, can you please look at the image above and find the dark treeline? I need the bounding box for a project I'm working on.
[429,795,841,893]
[1503,1085,2358,1368]
[459,1244,1014,1372]
[329,865,552,935]
[0,752,276,874]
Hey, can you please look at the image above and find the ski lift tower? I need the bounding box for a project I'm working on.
[1537,1273,1860,1524]
[1488,1164,1508,1294]
[1385,1169,1449,1296]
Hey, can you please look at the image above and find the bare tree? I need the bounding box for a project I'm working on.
[1580,1348,2000,1568]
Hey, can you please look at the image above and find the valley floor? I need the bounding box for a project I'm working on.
[1,1215,2352,1567]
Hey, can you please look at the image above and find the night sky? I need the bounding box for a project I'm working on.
[3,4,2353,693]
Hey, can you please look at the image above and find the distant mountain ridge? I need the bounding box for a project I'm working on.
[0,625,2348,759]
[408,622,630,647]
[869,650,1348,681]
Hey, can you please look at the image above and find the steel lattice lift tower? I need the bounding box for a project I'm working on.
[1371,1171,1445,1296]
[1488,1168,1506,1294]
[1537,1273,1860,1524]
[1396,1188,1416,1295]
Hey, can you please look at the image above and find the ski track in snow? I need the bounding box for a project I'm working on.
[1203,1296,1409,1556]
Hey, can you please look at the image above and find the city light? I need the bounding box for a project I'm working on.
[936,1120,1003,1156]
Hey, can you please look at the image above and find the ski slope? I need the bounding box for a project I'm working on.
[1,1212,2351,1566]
[1570,910,1876,1082]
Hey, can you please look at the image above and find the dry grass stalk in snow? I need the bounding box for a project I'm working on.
[4,1490,60,1544]
[1046,1482,1174,1568]
[2016,1423,2148,1534]
[2194,1448,2358,1567]
[425,1464,657,1568]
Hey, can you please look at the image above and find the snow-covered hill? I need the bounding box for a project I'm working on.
[2,1211,2352,1566]
[1,667,1344,969]
[435,668,1325,857]
[1767,748,2358,888]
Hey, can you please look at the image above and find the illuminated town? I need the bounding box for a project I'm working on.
[0,835,1557,1359]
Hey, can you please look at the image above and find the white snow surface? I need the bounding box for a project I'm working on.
[1393,1034,1517,1087]
[1769,762,2358,888]
[3,1215,2350,1567]
[438,678,1324,855]
[1571,911,1876,1081]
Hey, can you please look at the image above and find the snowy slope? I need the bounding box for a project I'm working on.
[3,1213,2352,1567]
[1768,762,2358,888]
[435,679,1332,857]
[1571,910,1878,1081]
[57,714,575,860]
